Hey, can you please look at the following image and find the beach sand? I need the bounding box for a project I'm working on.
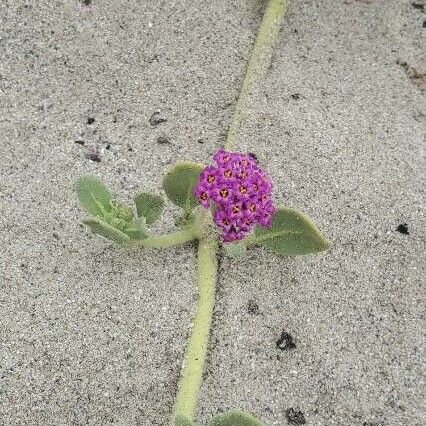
[0,1,424,425]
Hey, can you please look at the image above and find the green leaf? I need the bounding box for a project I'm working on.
[174,415,194,426]
[123,217,149,240]
[209,410,265,426]
[162,162,204,212]
[251,207,329,255]
[110,200,134,222]
[76,175,113,216]
[134,192,165,224]
[83,217,131,243]
[223,241,247,259]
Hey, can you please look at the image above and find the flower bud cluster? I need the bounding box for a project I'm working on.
[195,149,275,242]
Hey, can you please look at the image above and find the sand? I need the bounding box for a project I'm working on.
[0,0,424,425]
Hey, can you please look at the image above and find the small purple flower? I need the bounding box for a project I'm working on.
[195,149,276,242]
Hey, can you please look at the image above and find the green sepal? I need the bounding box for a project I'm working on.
[174,414,195,426]
[134,192,165,224]
[162,162,204,212]
[83,217,131,243]
[252,207,329,255]
[209,410,265,426]
[76,175,113,216]
[223,241,247,259]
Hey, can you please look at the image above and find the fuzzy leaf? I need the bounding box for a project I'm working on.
[83,217,131,243]
[209,410,264,426]
[123,218,149,240]
[223,241,247,259]
[174,415,194,426]
[76,175,113,216]
[134,192,165,224]
[252,207,329,255]
[162,162,204,212]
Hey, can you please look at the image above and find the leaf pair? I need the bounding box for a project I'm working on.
[77,176,164,242]
[175,410,264,426]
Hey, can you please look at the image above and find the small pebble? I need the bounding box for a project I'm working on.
[149,111,167,126]
[157,136,171,144]
[276,331,296,350]
[285,408,306,425]
[411,2,424,11]
[247,300,260,315]
[87,150,101,162]
[396,223,409,235]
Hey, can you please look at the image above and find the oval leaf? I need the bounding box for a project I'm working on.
[134,192,164,224]
[83,217,130,243]
[77,175,112,216]
[174,415,194,426]
[162,162,204,212]
[251,207,329,255]
[209,410,265,426]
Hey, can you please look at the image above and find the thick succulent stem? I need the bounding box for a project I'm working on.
[225,0,287,151]
[127,228,196,248]
[172,237,218,423]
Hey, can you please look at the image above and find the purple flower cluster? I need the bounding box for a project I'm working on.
[194,149,275,242]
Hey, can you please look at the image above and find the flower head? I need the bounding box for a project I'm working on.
[195,149,275,242]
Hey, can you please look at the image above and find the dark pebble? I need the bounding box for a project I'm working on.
[87,151,101,162]
[149,111,167,126]
[74,140,85,145]
[291,93,301,100]
[411,2,424,11]
[87,117,95,125]
[396,223,409,235]
[247,300,260,315]
[157,136,171,144]
[285,408,306,425]
[276,331,296,350]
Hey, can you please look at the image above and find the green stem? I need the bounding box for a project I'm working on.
[225,0,287,151]
[172,237,218,424]
[127,228,196,248]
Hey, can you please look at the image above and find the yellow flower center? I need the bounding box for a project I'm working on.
[219,189,229,198]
